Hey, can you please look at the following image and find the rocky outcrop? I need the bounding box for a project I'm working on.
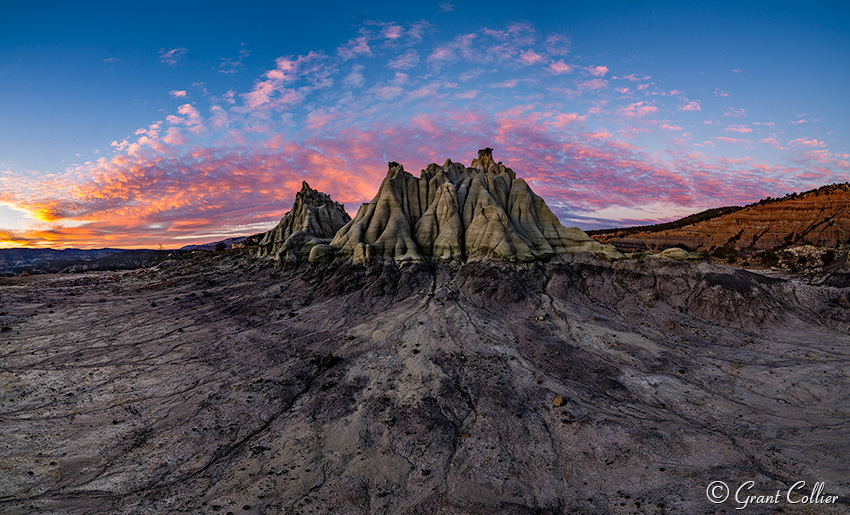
[594,183,850,252]
[326,149,622,263]
[258,182,351,262]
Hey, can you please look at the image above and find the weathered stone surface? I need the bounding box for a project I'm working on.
[1,252,847,514]
[258,181,350,262]
[331,149,622,263]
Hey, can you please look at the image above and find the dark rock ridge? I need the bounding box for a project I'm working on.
[258,181,351,262]
[310,149,622,264]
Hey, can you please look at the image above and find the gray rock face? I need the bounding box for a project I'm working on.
[258,181,351,262]
[1,252,848,514]
[328,149,622,263]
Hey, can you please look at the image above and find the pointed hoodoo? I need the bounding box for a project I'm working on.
[325,149,623,264]
[257,181,351,262]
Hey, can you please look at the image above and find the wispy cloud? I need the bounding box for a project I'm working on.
[219,43,250,75]
[159,47,188,66]
[338,36,371,60]
[169,90,188,98]
[388,49,419,70]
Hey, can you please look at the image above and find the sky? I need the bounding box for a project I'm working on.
[1,1,848,249]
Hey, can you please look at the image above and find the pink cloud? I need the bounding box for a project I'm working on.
[169,90,188,99]
[338,36,372,60]
[455,90,479,99]
[343,64,365,88]
[636,84,649,90]
[388,49,419,69]
[679,100,701,112]
[493,79,519,88]
[548,60,573,74]
[588,65,609,77]
[579,78,607,92]
[519,50,545,65]
[549,112,587,128]
[660,123,683,131]
[159,48,188,66]
[617,101,658,117]
[789,138,826,148]
[383,24,403,40]
[724,125,752,133]
[544,34,571,56]
[716,136,746,144]
[723,107,745,117]
[620,74,650,82]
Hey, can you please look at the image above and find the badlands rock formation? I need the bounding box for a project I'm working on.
[323,149,621,263]
[257,182,350,262]
[594,183,850,252]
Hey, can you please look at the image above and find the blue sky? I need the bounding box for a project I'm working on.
[1,1,848,247]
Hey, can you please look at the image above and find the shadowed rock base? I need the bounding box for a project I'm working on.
[0,251,848,514]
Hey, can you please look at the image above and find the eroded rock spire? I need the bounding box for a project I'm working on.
[313,149,622,263]
[257,181,351,262]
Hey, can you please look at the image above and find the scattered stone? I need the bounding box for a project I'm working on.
[553,395,565,407]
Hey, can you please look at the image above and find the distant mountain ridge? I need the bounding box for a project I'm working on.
[591,183,850,252]
[0,248,128,275]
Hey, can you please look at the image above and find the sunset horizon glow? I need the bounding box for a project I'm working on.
[1,2,848,249]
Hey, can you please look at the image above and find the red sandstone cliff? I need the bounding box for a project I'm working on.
[593,183,850,252]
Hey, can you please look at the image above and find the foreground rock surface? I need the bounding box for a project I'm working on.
[0,251,848,514]
[328,149,622,263]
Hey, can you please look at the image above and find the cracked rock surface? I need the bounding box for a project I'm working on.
[1,250,848,514]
